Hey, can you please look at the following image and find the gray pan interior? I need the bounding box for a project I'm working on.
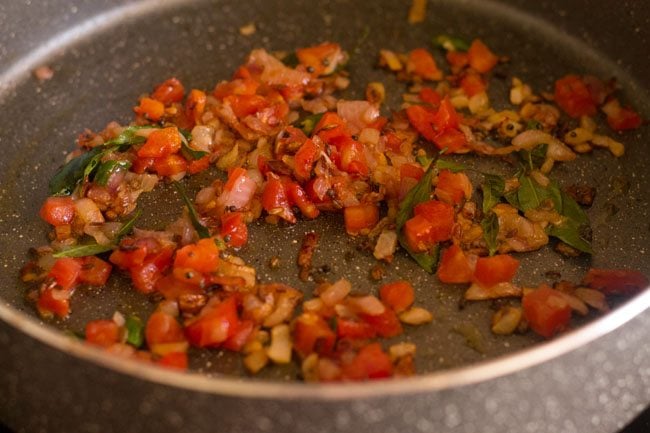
[0,0,649,381]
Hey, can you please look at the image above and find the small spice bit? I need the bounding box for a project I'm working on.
[491,306,522,335]
[398,307,433,325]
[297,231,319,281]
[268,256,281,269]
[369,264,385,281]
[238,22,256,36]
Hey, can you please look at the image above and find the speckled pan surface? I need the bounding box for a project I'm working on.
[0,1,648,432]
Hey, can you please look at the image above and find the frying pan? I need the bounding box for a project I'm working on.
[0,0,649,431]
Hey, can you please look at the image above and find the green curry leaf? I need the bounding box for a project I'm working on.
[481,173,505,213]
[481,211,500,256]
[174,182,210,239]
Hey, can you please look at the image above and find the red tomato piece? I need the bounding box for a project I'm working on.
[145,312,186,346]
[344,204,379,235]
[185,297,240,348]
[407,48,443,81]
[314,112,350,146]
[339,140,368,176]
[134,97,165,121]
[174,238,221,274]
[130,246,174,294]
[292,312,336,358]
[433,128,467,153]
[460,71,487,97]
[131,156,155,174]
[151,78,185,105]
[187,155,211,174]
[336,318,377,340]
[138,127,182,158]
[601,98,643,131]
[40,197,75,226]
[78,256,112,286]
[224,94,269,118]
[341,343,393,380]
[293,138,321,180]
[554,75,598,118]
[213,77,260,99]
[446,51,469,69]
[413,200,455,241]
[304,177,332,204]
[185,89,207,126]
[400,163,424,181]
[37,288,70,318]
[522,286,572,338]
[418,87,442,107]
[286,182,320,219]
[359,308,403,338]
[153,154,188,177]
[220,212,248,248]
[296,42,341,76]
[473,254,520,288]
[157,352,188,370]
[583,268,649,296]
[406,105,437,142]
[431,97,461,131]
[403,214,436,253]
[85,320,120,348]
[467,39,499,73]
[379,280,415,313]
[437,244,473,284]
[261,175,296,223]
[435,169,472,204]
[48,257,82,290]
[222,320,255,352]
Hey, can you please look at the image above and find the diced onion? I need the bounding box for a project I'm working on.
[320,278,352,307]
[347,295,385,316]
[266,324,292,364]
[398,307,433,325]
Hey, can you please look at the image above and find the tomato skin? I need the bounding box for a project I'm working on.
[359,308,402,338]
[153,154,188,177]
[222,319,255,352]
[343,204,379,235]
[37,288,70,318]
[185,297,240,348]
[48,257,82,290]
[341,343,393,380]
[336,318,377,340]
[185,89,206,125]
[138,127,182,158]
[473,254,519,288]
[339,140,368,176]
[151,77,185,105]
[314,112,349,145]
[145,312,186,346]
[174,238,221,274]
[400,163,424,182]
[522,286,571,338]
[467,39,498,73]
[379,280,415,313]
[459,71,486,97]
[583,268,649,295]
[134,97,165,121]
[292,312,336,358]
[406,105,437,142]
[224,94,269,118]
[554,75,597,118]
[78,256,112,286]
[409,200,455,245]
[213,77,260,99]
[296,42,341,76]
[157,351,188,370]
[40,197,75,226]
[293,138,321,180]
[220,212,248,248]
[403,214,436,253]
[130,246,174,294]
[418,87,442,107]
[446,50,469,69]
[437,244,473,284]
[431,98,461,131]
[187,155,211,174]
[286,182,320,219]
[435,170,471,204]
[261,175,296,223]
[407,48,443,81]
[85,320,120,348]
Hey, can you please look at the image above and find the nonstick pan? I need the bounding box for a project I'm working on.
[1,1,649,432]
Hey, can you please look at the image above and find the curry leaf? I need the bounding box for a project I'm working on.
[295,113,324,136]
[49,146,104,196]
[178,129,208,161]
[433,34,470,52]
[517,175,550,211]
[116,209,142,238]
[518,143,547,172]
[396,163,436,230]
[94,160,132,186]
[481,173,505,213]
[174,182,210,239]
[547,221,593,254]
[398,233,439,273]
[52,243,115,258]
[125,315,144,348]
[436,159,467,173]
[481,211,500,256]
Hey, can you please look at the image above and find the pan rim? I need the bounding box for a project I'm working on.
[1,289,648,400]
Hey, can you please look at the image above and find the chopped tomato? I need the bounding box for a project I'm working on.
[304,177,332,204]
[78,256,112,286]
[601,98,643,131]
[339,140,368,176]
[341,343,393,380]
[467,39,499,73]
[296,42,341,76]
[220,212,248,248]
[473,254,519,288]
[37,288,70,318]
[261,175,296,223]
[109,238,149,269]
[407,48,443,81]
[403,215,436,253]
[403,200,454,251]
[314,112,349,145]
[185,296,240,348]
[293,138,321,180]
[418,87,442,107]
[145,312,186,346]
[187,155,211,174]
[400,163,424,181]
[379,280,415,313]
[286,182,320,219]
[336,318,377,340]
[431,98,461,131]
[152,154,188,177]
[446,50,469,69]
[406,105,437,142]
[151,78,185,105]
[131,156,155,174]
[213,77,260,99]
[224,94,269,118]
[157,351,188,370]
[384,132,405,152]
[40,197,75,226]
[222,320,255,352]
[174,238,221,274]
[554,75,597,118]
[185,89,207,125]
[460,71,486,97]
[85,320,120,348]
[138,127,182,158]
[128,245,174,294]
[435,170,472,204]
[583,268,649,295]
[343,204,379,235]
[134,97,165,121]
[48,257,82,290]
[292,312,336,358]
[359,308,402,338]
[522,286,571,338]
[437,244,473,284]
